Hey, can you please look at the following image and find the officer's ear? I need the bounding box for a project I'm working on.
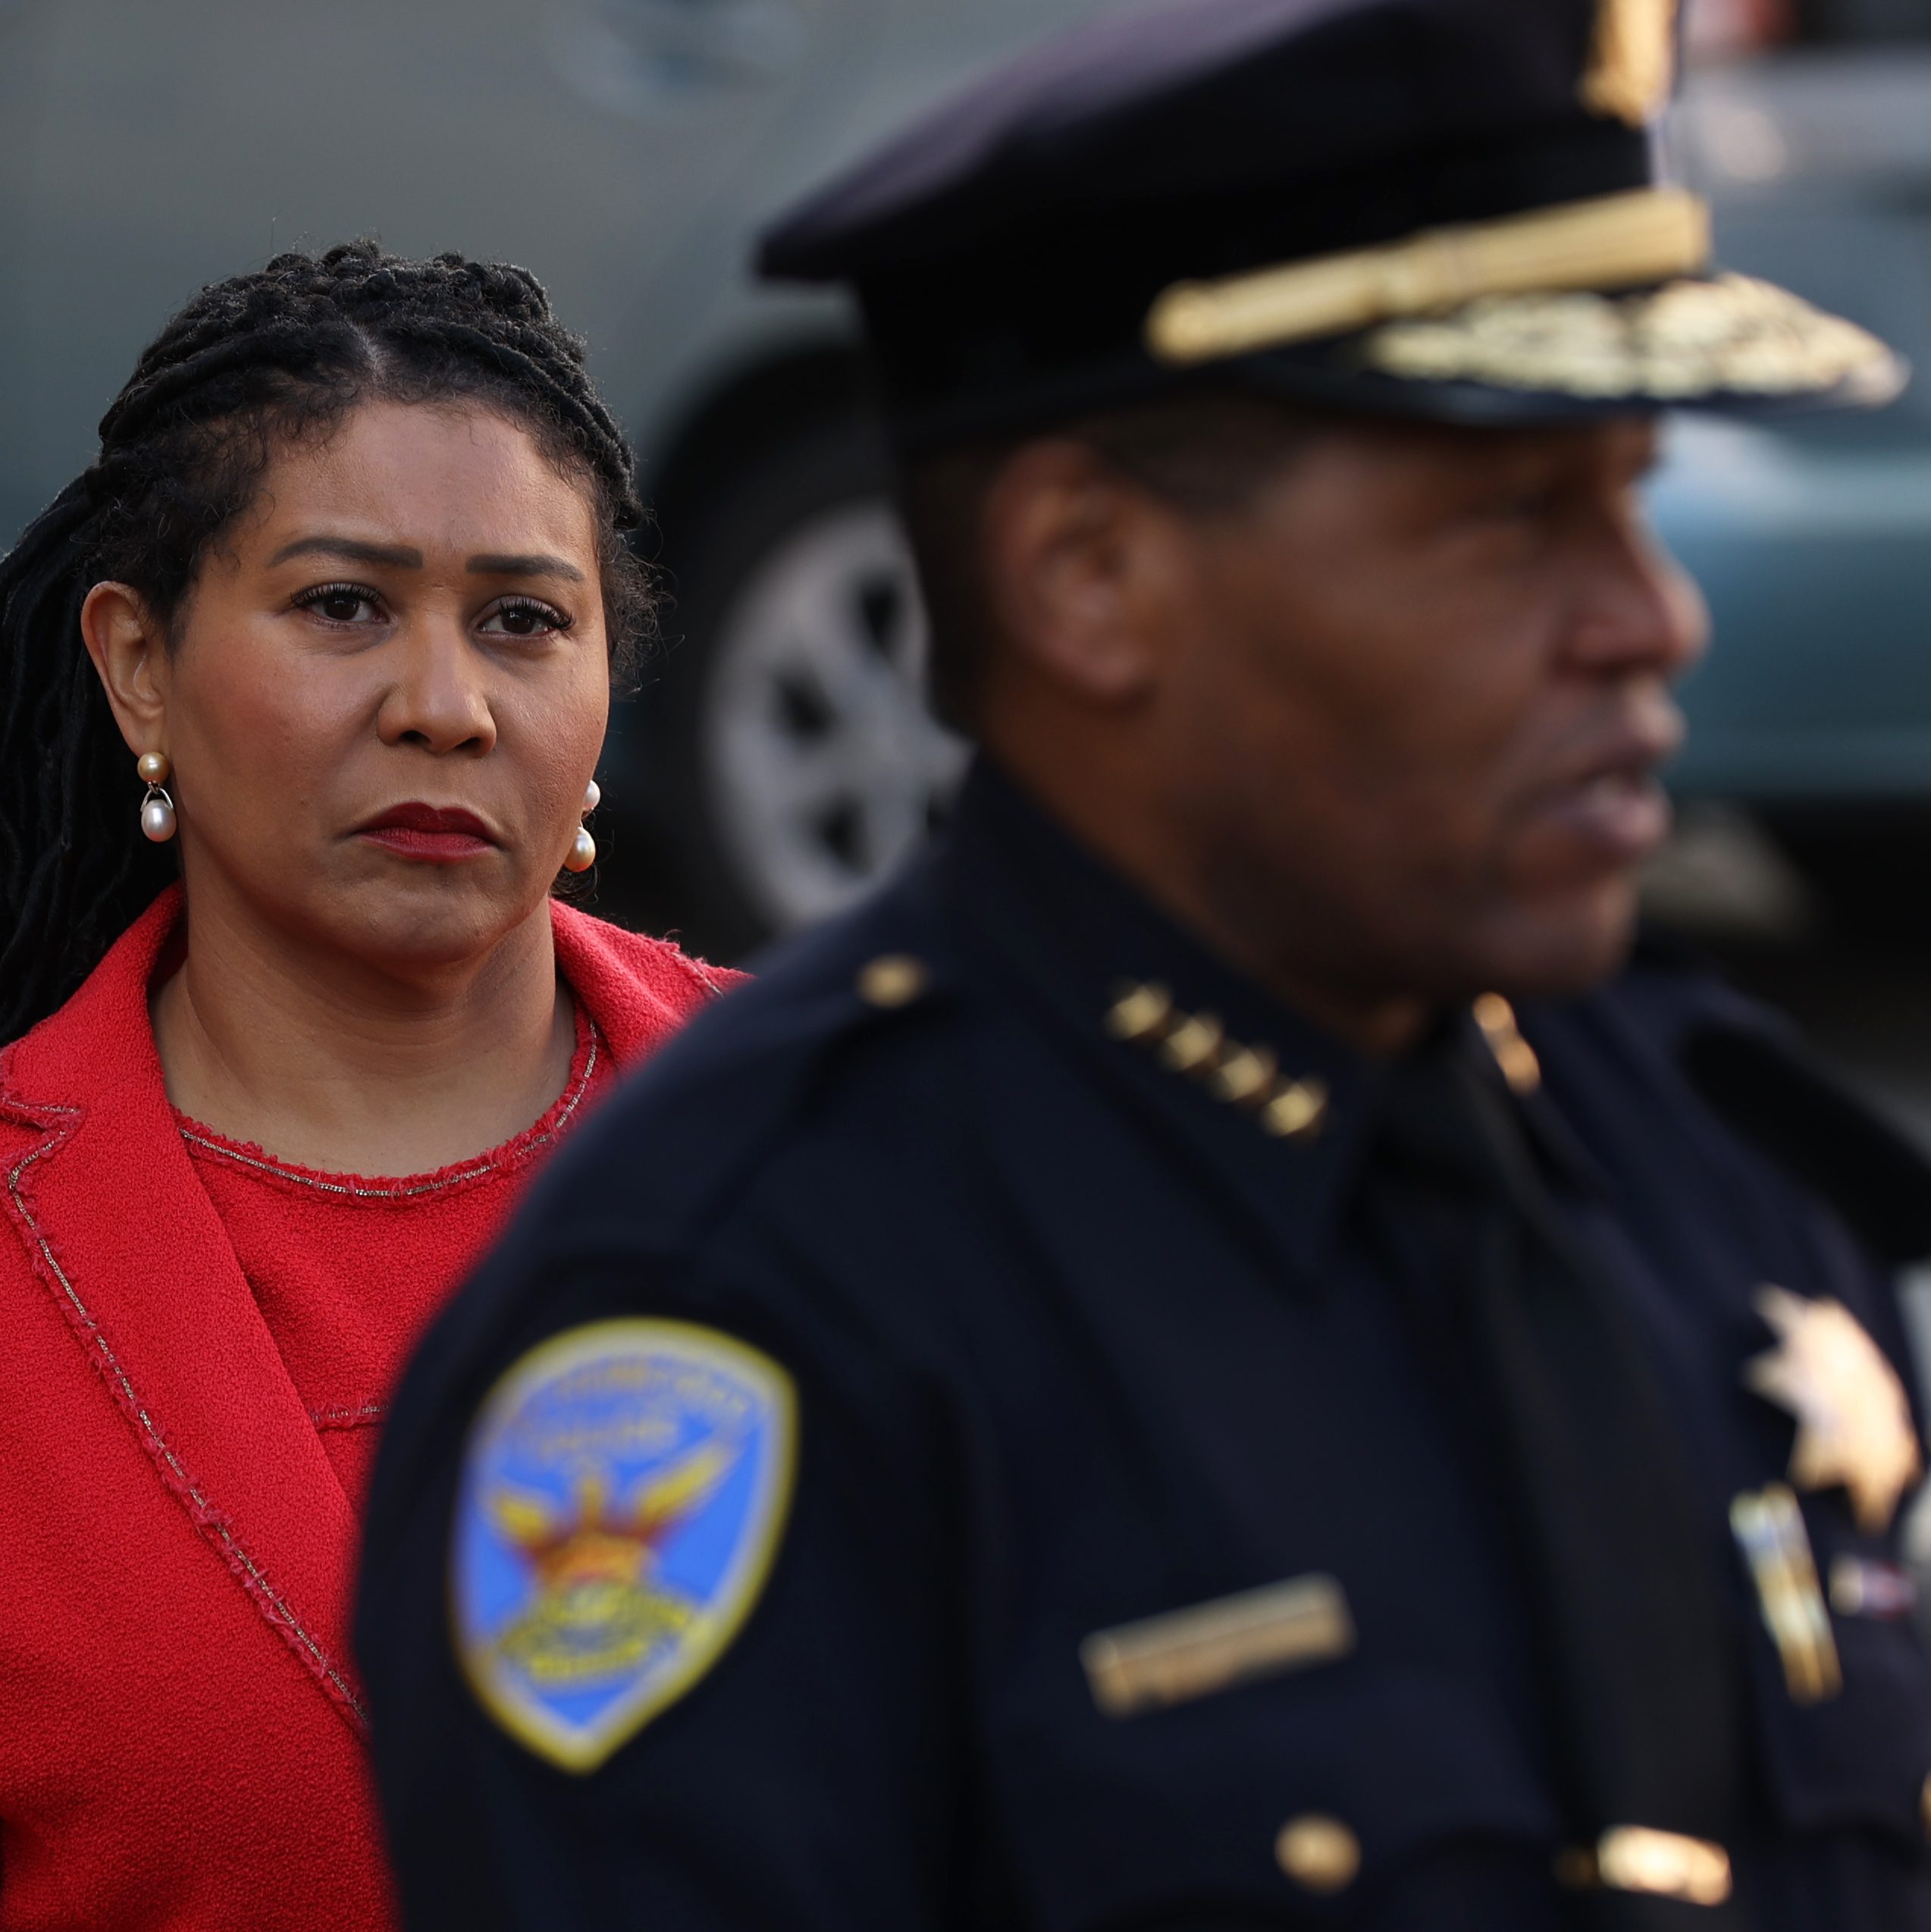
[979,438,1195,707]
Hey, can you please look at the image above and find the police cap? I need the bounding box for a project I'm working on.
[758,0,1904,446]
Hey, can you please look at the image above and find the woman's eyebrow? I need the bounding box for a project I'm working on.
[268,535,425,569]
[467,552,586,582]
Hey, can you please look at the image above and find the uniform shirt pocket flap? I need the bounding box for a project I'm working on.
[997,1666,1562,1929]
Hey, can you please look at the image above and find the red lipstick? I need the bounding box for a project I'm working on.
[356,803,497,862]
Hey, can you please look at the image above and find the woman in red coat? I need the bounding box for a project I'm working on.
[0,244,738,1929]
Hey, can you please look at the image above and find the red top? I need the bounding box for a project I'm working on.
[178,1004,618,1509]
[0,887,740,1932]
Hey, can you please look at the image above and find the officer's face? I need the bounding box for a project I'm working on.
[981,412,1707,1016]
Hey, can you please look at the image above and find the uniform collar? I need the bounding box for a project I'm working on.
[941,760,1600,1278]
[942,761,1381,1278]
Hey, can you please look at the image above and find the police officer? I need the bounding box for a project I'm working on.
[358,2,1931,1925]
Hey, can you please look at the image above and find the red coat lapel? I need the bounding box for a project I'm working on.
[0,889,367,1736]
[550,898,746,1061]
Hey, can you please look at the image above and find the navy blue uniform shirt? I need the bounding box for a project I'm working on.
[359,762,1931,1930]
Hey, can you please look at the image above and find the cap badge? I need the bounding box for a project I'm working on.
[450,1318,797,1773]
[1744,1286,1923,1537]
[1581,0,1679,128]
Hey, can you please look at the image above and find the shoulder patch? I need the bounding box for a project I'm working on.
[450,1318,797,1773]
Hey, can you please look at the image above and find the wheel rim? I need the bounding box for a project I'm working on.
[703,500,969,931]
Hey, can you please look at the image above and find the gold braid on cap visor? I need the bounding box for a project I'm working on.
[1143,188,1901,402]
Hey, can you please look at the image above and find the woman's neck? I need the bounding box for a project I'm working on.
[151,887,575,1178]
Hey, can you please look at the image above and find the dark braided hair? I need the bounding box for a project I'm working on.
[0,240,653,1045]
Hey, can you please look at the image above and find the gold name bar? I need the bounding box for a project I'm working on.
[1145,187,1712,366]
[1080,1573,1355,1717]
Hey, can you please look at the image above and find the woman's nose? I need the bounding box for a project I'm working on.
[376,617,497,754]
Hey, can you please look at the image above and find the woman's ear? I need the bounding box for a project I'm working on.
[80,582,172,756]
[980,439,1190,708]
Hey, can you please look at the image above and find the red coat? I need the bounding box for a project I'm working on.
[0,889,730,1930]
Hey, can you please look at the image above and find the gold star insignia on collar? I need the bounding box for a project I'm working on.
[1472,994,1541,1094]
[1104,983,1329,1141]
[1744,1287,1923,1537]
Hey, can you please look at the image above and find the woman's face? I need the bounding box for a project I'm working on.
[99,399,612,974]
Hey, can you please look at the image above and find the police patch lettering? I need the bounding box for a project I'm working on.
[451,1319,797,1773]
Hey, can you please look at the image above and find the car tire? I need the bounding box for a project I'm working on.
[616,409,967,962]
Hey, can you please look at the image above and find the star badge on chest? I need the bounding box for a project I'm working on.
[1744,1286,1924,1536]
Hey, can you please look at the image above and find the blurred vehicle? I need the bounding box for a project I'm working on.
[1659,0,1931,933]
[1,0,1927,955]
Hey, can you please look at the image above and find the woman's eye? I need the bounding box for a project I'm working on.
[295,584,382,624]
[479,599,570,639]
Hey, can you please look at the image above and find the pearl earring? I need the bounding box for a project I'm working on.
[563,777,600,873]
[136,751,177,844]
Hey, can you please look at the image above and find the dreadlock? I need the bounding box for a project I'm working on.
[0,240,653,1045]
